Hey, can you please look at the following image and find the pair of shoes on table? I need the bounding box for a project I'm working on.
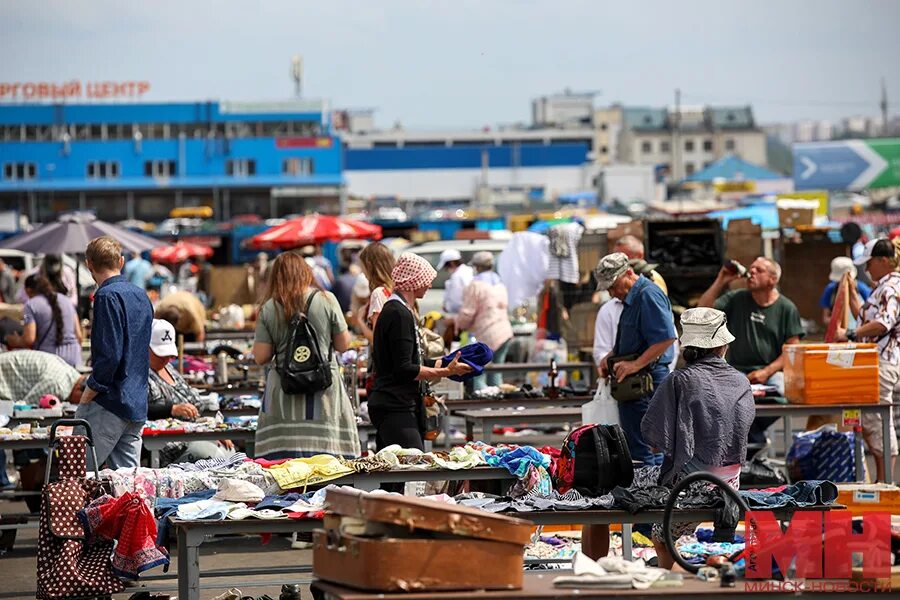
[211,588,275,600]
[127,592,175,600]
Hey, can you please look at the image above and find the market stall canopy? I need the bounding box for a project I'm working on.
[708,203,780,230]
[527,217,579,234]
[151,241,214,264]
[248,214,383,250]
[685,154,784,183]
[0,212,166,255]
[557,190,598,205]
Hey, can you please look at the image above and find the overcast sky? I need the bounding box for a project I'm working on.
[2,0,898,129]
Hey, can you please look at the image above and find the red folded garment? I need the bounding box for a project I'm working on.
[80,492,169,580]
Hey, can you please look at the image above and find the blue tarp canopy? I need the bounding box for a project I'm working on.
[707,203,780,230]
[686,154,784,182]
[558,191,597,204]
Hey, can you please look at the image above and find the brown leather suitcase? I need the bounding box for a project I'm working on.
[313,488,533,592]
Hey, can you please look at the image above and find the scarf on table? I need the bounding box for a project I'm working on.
[79,491,170,580]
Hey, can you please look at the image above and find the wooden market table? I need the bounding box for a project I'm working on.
[168,503,838,600]
[310,574,874,599]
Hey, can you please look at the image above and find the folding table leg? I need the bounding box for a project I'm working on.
[177,526,201,600]
[882,406,893,484]
[621,523,633,561]
[482,420,493,445]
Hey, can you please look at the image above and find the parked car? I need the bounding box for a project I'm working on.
[402,239,508,315]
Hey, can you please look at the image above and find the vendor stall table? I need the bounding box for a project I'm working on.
[482,361,595,386]
[446,395,592,412]
[459,407,582,445]
[311,573,867,600]
[170,503,836,600]
[142,429,257,468]
[459,402,893,483]
[754,401,894,484]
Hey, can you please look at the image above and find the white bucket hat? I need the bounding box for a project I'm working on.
[829,256,856,282]
[679,307,735,349]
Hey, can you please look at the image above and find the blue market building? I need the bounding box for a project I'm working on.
[0,100,344,223]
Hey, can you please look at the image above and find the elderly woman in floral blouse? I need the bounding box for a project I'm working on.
[147,319,233,466]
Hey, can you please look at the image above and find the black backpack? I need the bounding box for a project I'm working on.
[277,290,333,396]
[556,424,634,495]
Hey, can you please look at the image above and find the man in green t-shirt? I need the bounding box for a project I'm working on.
[699,257,804,451]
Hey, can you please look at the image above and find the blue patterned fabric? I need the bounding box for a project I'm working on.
[787,427,858,483]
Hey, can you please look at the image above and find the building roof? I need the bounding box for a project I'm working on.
[622,105,756,132]
[709,107,755,129]
[685,154,783,182]
[623,108,669,131]
[0,100,327,125]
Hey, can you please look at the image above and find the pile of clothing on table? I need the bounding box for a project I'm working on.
[455,466,840,517]
[471,383,589,400]
[674,528,745,567]
[142,414,257,435]
[525,532,580,564]
[0,422,49,441]
[220,394,262,411]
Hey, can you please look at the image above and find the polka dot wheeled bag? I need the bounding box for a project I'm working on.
[36,419,124,600]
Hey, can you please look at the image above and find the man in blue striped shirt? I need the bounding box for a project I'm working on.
[79,236,153,469]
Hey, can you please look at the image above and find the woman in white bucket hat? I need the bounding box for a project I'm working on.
[640,307,755,569]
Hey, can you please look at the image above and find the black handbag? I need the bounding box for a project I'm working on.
[606,354,654,403]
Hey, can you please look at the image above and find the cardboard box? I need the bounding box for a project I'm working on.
[836,483,900,515]
[784,343,879,405]
[777,199,819,228]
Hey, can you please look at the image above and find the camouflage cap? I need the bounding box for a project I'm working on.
[594,252,630,291]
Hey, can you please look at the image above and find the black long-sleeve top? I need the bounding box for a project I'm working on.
[370,299,421,411]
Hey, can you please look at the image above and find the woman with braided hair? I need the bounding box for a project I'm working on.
[6,274,83,366]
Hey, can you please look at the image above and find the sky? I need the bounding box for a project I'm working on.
[2,0,899,129]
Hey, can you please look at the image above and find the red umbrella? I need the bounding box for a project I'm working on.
[248,215,382,250]
[151,241,214,264]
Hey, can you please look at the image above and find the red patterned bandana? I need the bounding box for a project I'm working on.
[392,253,437,292]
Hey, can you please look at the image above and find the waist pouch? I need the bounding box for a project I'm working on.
[606,354,654,403]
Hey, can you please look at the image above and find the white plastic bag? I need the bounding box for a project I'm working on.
[581,381,620,426]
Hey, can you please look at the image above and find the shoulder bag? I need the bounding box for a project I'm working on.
[606,286,656,403]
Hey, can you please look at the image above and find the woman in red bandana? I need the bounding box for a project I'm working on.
[369,253,471,453]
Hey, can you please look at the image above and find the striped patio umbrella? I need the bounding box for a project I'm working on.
[248,214,382,250]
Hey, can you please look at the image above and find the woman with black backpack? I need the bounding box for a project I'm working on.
[252,252,360,459]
